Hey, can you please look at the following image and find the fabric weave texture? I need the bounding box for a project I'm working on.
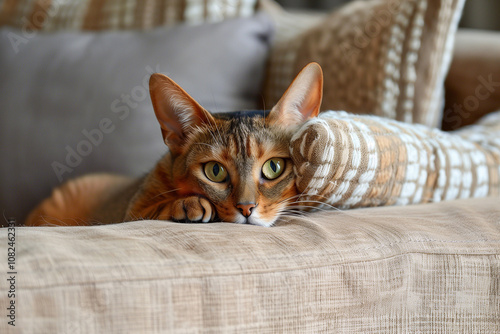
[265,0,465,128]
[1,198,498,333]
[0,0,258,30]
[291,110,500,209]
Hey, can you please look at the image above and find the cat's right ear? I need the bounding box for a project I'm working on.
[267,62,323,127]
[149,73,215,155]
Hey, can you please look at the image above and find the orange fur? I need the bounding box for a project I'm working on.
[26,174,136,226]
[27,63,324,227]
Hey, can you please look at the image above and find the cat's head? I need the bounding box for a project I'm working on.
[149,63,323,226]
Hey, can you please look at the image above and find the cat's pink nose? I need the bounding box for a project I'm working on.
[236,203,257,217]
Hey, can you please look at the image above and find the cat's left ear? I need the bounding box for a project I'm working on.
[267,62,323,126]
[149,73,216,155]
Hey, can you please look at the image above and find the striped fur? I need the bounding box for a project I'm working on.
[25,61,500,227]
[27,63,323,227]
[126,113,299,227]
[126,64,322,227]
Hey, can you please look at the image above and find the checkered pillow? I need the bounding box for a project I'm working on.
[291,110,500,209]
[265,0,465,128]
[0,0,258,31]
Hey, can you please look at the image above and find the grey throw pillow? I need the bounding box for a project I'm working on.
[0,13,273,222]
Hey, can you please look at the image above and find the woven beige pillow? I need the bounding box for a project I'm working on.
[291,110,500,210]
[0,0,258,31]
[265,0,465,128]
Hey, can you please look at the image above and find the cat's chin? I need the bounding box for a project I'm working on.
[233,213,275,228]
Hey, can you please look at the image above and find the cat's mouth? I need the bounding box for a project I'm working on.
[233,212,275,228]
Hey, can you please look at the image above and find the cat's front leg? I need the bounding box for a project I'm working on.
[126,192,217,223]
[170,196,216,223]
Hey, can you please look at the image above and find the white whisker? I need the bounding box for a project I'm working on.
[194,142,217,150]
[149,188,180,201]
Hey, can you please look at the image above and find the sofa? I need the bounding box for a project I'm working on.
[1,0,499,332]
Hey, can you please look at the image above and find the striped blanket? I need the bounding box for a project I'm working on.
[291,110,500,209]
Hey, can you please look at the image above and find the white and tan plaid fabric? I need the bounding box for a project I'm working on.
[0,0,258,31]
[264,0,465,128]
[291,110,500,209]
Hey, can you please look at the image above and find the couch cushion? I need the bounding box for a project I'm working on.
[264,0,465,128]
[2,198,499,332]
[0,0,259,31]
[290,110,500,209]
[0,14,273,222]
[443,29,500,130]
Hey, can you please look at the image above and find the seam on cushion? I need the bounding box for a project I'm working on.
[22,237,500,270]
[363,238,500,249]
[22,238,500,268]
[22,238,500,273]
[18,251,500,290]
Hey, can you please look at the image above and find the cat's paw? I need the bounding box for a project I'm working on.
[171,196,216,223]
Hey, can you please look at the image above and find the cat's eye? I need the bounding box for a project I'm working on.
[262,158,285,180]
[204,161,228,183]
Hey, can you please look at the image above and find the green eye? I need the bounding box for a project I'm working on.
[262,158,285,180]
[204,161,228,183]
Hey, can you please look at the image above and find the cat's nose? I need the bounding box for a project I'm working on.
[236,203,257,217]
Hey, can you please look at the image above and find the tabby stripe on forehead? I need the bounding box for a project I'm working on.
[245,135,253,158]
[229,135,238,157]
[238,133,247,158]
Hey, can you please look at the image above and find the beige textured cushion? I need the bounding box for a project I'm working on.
[443,29,500,130]
[0,0,258,31]
[1,198,499,332]
[265,0,465,128]
[291,110,500,209]
[258,0,325,43]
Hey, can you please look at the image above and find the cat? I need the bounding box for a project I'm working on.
[26,62,323,227]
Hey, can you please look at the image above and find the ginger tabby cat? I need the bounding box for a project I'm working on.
[26,63,323,227]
